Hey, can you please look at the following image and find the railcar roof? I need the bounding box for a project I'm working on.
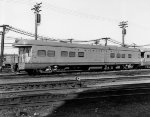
[13,39,140,51]
[140,48,150,52]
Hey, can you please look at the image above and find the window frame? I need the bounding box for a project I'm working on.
[128,54,132,58]
[78,52,84,57]
[110,53,115,58]
[147,55,150,58]
[69,51,76,57]
[47,50,55,57]
[122,54,125,58]
[61,51,68,57]
[26,47,32,57]
[37,50,46,57]
[116,53,121,58]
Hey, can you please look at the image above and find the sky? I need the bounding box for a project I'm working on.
[1,0,150,54]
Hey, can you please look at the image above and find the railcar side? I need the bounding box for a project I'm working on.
[13,39,141,74]
[140,49,150,68]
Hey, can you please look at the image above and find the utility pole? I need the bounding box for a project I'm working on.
[0,25,8,70]
[31,2,42,40]
[0,31,2,70]
[102,37,110,46]
[95,39,100,45]
[132,43,136,48]
[118,21,128,47]
[67,39,74,43]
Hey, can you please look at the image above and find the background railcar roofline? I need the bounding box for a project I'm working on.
[140,48,150,52]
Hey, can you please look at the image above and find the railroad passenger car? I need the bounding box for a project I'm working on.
[3,54,18,68]
[13,39,141,74]
[140,49,150,68]
[0,54,18,68]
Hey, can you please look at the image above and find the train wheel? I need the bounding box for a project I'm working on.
[120,65,124,70]
[113,65,116,70]
[133,65,139,69]
[26,70,39,75]
[82,66,89,71]
[104,65,108,70]
[26,70,34,75]
[102,66,105,71]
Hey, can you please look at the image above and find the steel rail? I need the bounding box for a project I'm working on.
[1,74,150,93]
[1,69,150,79]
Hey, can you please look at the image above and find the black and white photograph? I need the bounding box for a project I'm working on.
[1,0,150,117]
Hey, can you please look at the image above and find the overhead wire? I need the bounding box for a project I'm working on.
[6,25,57,41]
[0,0,120,24]
[0,0,128,43]
[4,24,150,47]
[1,0,150,47]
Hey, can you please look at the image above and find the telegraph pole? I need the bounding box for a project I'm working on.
[0,25,8,70]
[102,37,110,46]
[0,31,2,70]
[68,39,74,43]
[119,21,128,47]
[31,2,42,40]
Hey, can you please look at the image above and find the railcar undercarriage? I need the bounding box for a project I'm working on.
[24,64,140,75]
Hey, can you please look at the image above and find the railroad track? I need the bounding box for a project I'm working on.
[1,72,150,111]
[1,81,150,109]
[0,74,150,94]
[1,69,150,79]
